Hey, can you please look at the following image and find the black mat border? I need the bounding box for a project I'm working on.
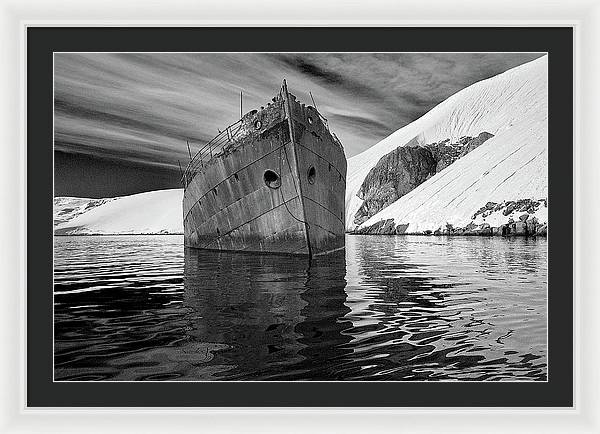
[27,27,574,407]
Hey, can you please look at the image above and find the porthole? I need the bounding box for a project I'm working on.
[307,166,316,184]
[307,116,314,125]
[255,120,262,129]
[264,170,281,189]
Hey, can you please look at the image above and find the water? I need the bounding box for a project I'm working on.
[54,235,547,381]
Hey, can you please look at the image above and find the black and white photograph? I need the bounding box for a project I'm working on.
[53,52,549,382]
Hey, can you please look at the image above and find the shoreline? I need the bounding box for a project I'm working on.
[347,232,547,237]
[351,210,547,237]
[53,232,547,238]
[53,232,183,236]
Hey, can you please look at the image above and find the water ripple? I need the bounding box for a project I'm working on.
[54,234,547,381]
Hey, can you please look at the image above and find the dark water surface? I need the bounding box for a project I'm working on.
[54,235,547,381]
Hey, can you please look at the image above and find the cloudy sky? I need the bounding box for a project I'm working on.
[54,52,543,197]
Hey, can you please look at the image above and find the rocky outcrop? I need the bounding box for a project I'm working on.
[353,198,547,237]
[353,132,494,226]
[471,198,546,220]
[353,146,436,225]
[353,219,397,235]
[426,132,494,172]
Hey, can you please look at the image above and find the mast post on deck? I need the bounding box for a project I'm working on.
[178,160,184,186]
[309,91,317,109]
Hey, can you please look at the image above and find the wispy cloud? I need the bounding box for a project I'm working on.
[54,52,543,169]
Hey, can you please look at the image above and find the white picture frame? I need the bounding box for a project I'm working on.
[1,0,597,432]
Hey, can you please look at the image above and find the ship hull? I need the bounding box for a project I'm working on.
[183,84,346,258]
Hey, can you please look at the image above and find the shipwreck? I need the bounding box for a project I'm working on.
[181,80,347,258]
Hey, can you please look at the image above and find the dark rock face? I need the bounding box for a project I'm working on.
[425,132,494,172]
[472,199,545,221]
[424,140,459,173]
[351,198,547,237]
[353,132,494,226]
[354,146,436,225]
[353,217,548,237]
[354,219,397,235]
[395,223,409,234]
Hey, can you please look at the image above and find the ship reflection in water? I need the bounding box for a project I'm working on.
[54,235,547,381]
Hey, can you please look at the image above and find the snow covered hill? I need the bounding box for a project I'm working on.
[54,189,183,235]
[347,55,548,233]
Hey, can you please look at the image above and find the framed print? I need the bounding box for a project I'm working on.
[2,0,598,432]
[30,25,571,405]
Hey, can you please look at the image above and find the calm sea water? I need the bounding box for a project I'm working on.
[54,235,547,381]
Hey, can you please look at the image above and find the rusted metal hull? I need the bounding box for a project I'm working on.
[182,82,346,258]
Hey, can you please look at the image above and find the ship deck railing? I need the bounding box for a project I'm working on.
[182,118,245,186]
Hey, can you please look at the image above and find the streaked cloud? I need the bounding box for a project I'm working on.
[54,52,544,170]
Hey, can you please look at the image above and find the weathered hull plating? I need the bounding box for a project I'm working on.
[182,82,346,257]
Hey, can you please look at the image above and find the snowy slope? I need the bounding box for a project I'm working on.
[347,55,548,231]
[54,196,116,227]
[54,189,183,235]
